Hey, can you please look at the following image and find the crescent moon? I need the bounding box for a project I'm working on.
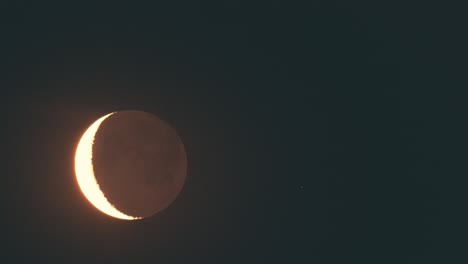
[74,112,141,220]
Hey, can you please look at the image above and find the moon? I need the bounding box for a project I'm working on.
[74,110,187,220]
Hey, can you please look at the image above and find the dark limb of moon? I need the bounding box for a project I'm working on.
[92,110,187,218]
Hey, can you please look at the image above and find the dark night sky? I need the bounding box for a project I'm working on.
[2,1,467,263]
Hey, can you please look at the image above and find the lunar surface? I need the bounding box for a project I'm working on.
[75,110,187,220]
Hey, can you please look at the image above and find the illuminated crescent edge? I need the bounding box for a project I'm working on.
[74,112,142,220]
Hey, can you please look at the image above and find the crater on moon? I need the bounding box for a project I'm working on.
[92,110,187,218]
